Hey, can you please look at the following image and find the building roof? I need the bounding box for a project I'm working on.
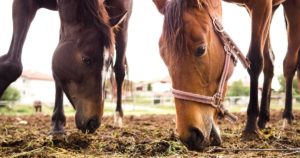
[21,70,53,81]
[152,76,171,83]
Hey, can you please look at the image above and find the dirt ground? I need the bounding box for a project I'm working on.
[1,110,300,157]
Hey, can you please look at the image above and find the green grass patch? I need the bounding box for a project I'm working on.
[103,103,175,116]
[3,100,299,116]
[0,104,76,116]
[227,102,300,113]
[0,102,176,116]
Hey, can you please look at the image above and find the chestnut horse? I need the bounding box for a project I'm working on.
[153,0,249,150]
[0,0,132,133]
[223,0,300,137]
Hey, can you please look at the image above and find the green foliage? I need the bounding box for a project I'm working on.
[227,80,250,96]
[278,75,299,95]
[1,86,21,101]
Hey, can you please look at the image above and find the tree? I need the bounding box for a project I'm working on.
[1,86,21,101]
[227,80,250,96]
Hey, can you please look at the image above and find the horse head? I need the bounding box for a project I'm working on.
[52,0,127,133]
[153,0,237,150]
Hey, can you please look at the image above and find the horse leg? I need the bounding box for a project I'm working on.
[0,0,57,97]
[298,60,300,96]
[50,81,66,134]
[113,23,129,127]
[257,5,280,129]
[282,49,298,127]
[242,1,272,139]
[282,0,300,128]
[257,34,274,129]
[104,0,132,127]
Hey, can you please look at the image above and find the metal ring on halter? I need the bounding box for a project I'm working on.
[213,93,222,106]
[213,18,224,32]
[224,45,231,54]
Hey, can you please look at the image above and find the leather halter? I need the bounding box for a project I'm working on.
[171,1,251,123]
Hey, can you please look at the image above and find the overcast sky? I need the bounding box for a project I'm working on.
[0,1,287,86]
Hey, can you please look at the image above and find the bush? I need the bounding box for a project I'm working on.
[278,75,299,95]
[1,86,21,101]
[227,80,250,96]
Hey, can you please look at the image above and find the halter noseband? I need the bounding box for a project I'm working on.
[171,2,250,123]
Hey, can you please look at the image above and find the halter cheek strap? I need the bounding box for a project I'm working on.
[171,2,250,123]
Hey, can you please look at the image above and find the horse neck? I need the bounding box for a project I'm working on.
[58,0,99,41]
[57,0,79,25]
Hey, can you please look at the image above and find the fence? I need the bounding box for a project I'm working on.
[0,100,16,108]
[115,94,300,107]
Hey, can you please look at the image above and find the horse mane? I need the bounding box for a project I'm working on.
[162,0,188,55]
[77,0,114,51]
[162,0,205,55]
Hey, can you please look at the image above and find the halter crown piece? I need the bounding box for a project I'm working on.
[171,1,251,123]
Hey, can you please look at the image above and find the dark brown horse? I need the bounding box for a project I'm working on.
[281,0,300,129]
[223,0,300,137]
[153,0,249,150]
[105,0,133,127]
[0,0,132,134]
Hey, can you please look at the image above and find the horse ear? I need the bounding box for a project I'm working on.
[110,11,128,27]
[153,0,168,15]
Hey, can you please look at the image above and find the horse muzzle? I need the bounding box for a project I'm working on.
[181,123,222,151]
[75,115,101,133]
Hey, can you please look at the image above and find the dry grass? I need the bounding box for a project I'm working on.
[1,110,300,157]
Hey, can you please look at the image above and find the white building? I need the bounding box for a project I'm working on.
[134,76,173,105]
[11,70,57,105]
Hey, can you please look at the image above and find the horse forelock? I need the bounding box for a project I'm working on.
[78,0,114,52]
[162,0,207,56]
[162,0,187,56]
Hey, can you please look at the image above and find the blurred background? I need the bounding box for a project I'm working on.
[0,1,297,116]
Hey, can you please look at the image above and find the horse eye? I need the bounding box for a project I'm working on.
[82,57,92,65]
[195,45,207,57]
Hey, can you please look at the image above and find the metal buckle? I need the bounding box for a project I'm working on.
[213,93,222,106]
[224,45,231,54]
[224,44,238,65]
[213,18,224,32]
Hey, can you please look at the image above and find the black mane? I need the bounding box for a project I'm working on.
[78,0,114,49]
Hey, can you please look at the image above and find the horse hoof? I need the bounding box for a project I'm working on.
[282,119,292,130]
[48,131,66,142]
[257,119,267,130]
[50,135,66,143]
[49,130,65,136]
[241,130,262,141]
[49,124,65,136]
[114,112,123,127]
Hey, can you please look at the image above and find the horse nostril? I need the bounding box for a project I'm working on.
[210,124,222,146]
[184,128,206,151]
[190,128,205,145]
[86,118,100,133]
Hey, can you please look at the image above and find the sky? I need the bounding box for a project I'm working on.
[0,1,287,85]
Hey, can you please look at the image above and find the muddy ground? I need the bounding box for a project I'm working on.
[1,110,300,157]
